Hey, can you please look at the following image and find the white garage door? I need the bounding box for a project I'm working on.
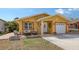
[56,23,66,34]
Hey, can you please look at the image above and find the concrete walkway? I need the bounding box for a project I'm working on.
[0,33,26,40]
[43,34,79,50]
[0,33,15,40]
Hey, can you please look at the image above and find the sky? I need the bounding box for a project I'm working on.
[0,8,79,21]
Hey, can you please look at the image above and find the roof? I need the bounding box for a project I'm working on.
[69,20,79,23]
[53,14,69,21]
[37,14,69,22]
[16,13,50,21]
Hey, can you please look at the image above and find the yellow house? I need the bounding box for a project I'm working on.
[16,13,69,35]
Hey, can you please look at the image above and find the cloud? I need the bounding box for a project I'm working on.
[66,8,79,14]
[55,9,64,14]
[65,9,72,14]
[68,8,73,11]
[67,8,79,11]
[55,8,79,15]
[73,8,79,11]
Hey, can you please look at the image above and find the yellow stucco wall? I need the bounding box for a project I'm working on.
[16,20,24,34]
[16,14,69,34]
[16,13,50,34]
[52,16,68,33]
[16,20,39,34]
[40,15,69,33]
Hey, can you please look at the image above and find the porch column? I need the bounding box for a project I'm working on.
[34,22,37,31]
[19,20,23,34]
[41,21,44,36]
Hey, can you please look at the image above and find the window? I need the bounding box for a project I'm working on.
[74,24,78,29]
[29,23,32,29]
[25,23,32,30]
[69,24,73,28]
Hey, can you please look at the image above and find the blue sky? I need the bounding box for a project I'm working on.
[0,8,79,21]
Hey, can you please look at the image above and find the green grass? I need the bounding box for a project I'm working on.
[24,38,63,50]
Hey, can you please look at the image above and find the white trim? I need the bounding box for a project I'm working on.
[41,21,44,35]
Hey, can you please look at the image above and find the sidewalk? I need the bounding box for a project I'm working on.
[0,33,14,40]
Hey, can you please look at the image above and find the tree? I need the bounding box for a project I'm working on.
[5,21,19,33]
[14,17,19,20]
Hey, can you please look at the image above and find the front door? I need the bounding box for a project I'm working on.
[43,22,48,33]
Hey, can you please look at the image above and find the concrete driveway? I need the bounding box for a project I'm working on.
[43,34,79,50]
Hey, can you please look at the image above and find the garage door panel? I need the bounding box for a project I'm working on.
[56,23,66,34]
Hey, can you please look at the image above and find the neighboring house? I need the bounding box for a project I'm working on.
[0,19,5,32]
[68,20,79,32]
[16,13,79,35]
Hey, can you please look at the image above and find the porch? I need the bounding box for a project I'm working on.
[23,21,53,36]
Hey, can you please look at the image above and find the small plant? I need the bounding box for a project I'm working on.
[0,32,4,35]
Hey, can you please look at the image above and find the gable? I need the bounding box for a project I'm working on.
[52,14,68,22]
[37,14,68,22]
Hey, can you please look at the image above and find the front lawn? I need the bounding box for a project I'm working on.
[24,38,63,50]
[0,37,63,50]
